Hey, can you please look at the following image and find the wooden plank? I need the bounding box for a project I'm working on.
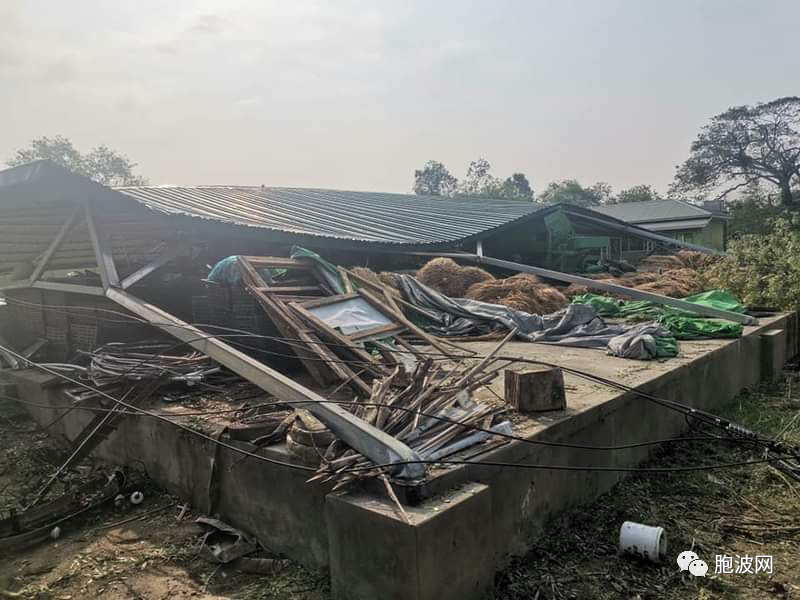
[297,292,360,310]
[289,302,386,375]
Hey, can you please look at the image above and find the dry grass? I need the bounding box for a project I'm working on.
[416,257,495,298]
[495,377,800,600]
[465,273,569,314]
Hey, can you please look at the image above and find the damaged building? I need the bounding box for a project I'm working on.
[0,160,796,600]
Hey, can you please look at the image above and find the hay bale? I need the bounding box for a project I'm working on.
[350,266,382,287]
[378,271,399,289]
[465,273,568,314]
[416,258,494,298]
[675,250,721,271]
[661,267,707,295]
[640,254,684,270]
[635,280,692,298]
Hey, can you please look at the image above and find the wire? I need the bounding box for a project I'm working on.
[2,296,797,464]
[2,345,796,476]
[0,393,740,452]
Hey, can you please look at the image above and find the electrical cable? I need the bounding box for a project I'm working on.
[2,295,797,462]
[0,344,793,476]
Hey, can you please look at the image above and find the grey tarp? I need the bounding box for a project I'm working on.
[396,274,673,360]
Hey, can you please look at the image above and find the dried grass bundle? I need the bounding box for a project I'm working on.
[416,257,494,298]
[465,273,568,314]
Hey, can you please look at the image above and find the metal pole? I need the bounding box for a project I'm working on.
[105,287,425,479]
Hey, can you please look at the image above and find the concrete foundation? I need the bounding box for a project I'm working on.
[9,312,798,600]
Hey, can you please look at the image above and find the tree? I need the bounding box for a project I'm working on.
[497,173,534,201]
[538,179,612,207]
[460,158,499,197]
[708,214,800,309]
[672,97,800,206]
[412,158,534,200]
[613,184,662,204]
[7,135,148,186]
[413,160,458,196]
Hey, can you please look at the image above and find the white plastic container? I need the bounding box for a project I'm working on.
[619,521,667,563]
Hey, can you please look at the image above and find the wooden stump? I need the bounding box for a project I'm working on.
[504,367,566,413]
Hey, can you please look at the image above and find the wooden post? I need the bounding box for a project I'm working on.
[504,368,566,413]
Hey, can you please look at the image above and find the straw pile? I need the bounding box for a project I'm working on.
[350,266,400,290]
[465,273,568,314]
[641,251,720,272]
[674,250,722,271]
[416,258,494,298]
[562,266,707,299]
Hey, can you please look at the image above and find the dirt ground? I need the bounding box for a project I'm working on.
[1,376,799,599]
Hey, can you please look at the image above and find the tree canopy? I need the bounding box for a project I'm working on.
[413,160,458,196]
[413,158,533,201]
[537,179,612,207]
[672,96,800,205]
[7,135,148,186]
[611,184,662,204]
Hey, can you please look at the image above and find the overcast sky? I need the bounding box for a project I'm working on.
[2,1,798,194]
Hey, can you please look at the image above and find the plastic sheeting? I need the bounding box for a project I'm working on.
[396,275,677,360]
[571,291,745,340]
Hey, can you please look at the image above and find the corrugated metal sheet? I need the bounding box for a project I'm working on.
[592,199,712,224]
[640,218,711,232]
[114,186,545,246]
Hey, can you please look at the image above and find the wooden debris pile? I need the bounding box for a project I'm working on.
[308,331,515,489]
[234,255,464,398]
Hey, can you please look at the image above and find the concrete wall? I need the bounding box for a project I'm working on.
[10,312,798,600]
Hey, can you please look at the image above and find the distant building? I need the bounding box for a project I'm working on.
[593,199,729,251]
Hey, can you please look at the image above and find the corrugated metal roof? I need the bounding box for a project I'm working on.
[114,185,546,246]
[640,218,711,232]
[592,199,712,224]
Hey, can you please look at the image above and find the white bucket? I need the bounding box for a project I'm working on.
[619,521,667,563]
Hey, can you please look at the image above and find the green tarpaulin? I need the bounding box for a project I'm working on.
[571,290,745,340]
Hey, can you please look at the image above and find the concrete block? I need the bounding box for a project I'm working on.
[761,329,786,382]
[327,482,492,600]
[505,367,565,413]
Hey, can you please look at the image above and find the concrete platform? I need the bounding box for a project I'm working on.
[9,312,798,600]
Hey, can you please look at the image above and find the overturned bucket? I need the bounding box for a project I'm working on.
[619,521,667,563]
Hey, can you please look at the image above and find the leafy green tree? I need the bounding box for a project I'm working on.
[672,97,800,205]
[613,184,662,204]
[708,215,800,309]
[7,135,148,186]
[538,179,612,207]
[497,173,534,201]
[460,158,499,197]
[413,160,458,196]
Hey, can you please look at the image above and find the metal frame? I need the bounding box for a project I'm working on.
[28,206,83,285]
[74,204,422,479]
[84,200,120,289]
[120,239,192,289]
[105,287,424,479]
